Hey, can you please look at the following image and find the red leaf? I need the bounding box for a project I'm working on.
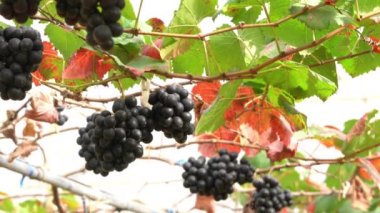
[25,90,59,123]
[359,156,380,182]
[146,18,165,32]
[236,106,296,160]
[63,48,113,80]
[193,81,297,160]
[307,203,316,213]
[368,36,380,54]
[197,127,240,157]
[32,70,44,86]
[142,38,163,60]
[325,0,337,5]
[225,86,255,120]
[192,81,221,105]
[192,81,221,121]
[33,42,63,85]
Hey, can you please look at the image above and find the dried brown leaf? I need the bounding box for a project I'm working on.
[25,90,59,123]
[23,119,38,137]
[8,141,38,162]
[347,113,369,141]
[349,176,373,211]
[194,195,215,213]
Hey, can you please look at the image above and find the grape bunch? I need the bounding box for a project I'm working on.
[0,26,43,101]
[250,176,293,213]
[182,149,255,201]
[55,0,125,50]
[0,0,41,23]
[111,97,154,144]
[77,97,154,176]
[149,84,195,143]
[77,110,144,176]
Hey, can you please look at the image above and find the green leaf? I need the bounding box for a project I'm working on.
[322,28,359,58]
[248,151,271,169]
[0,199,15,212]
[342,111,380,156]
[207,26,247,76]
[121,0,136,20]
[238,26,273,57]
[294,46,338,85]
[231,191,250,206]
[369,198,380,211]
[256,61,337,100]
[45,24,85,60]
[340,41,380,77]
[276,19,314,47]
[110,36,143,64]
[109,69,140,91]
[195,80,241,134]
[275,168,318,191]
[19,200,47,213]
[326,163,356,188]
[290,4,353,30]
[60,193,80,211]
[358,0,380,13]
[167,0,217,34]
[267,87,307,129]
[315,195,340,213]
[339,24,380,77]
[339,200,365,213]
[269,0,292,21]
[0,21,9,29]
[222,0,262,24]
[127,56,168,73]
[172,40,205,76]
[163,0,217,48]
[39,0,60,23]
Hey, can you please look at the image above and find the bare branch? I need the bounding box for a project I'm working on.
[0,155,167,213]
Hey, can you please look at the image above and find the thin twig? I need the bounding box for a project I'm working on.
[134,0,144,29]
[52,186,65,213]
[140,156,175,165]
[146,139,264,151]
[63,167,86,177]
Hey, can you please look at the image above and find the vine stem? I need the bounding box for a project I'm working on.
[123,3,325,39]
[146,139,264,151]
[359,9,380,21]
[256,149,380,174]
[141,26,347,82]
[0,155,166,213]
